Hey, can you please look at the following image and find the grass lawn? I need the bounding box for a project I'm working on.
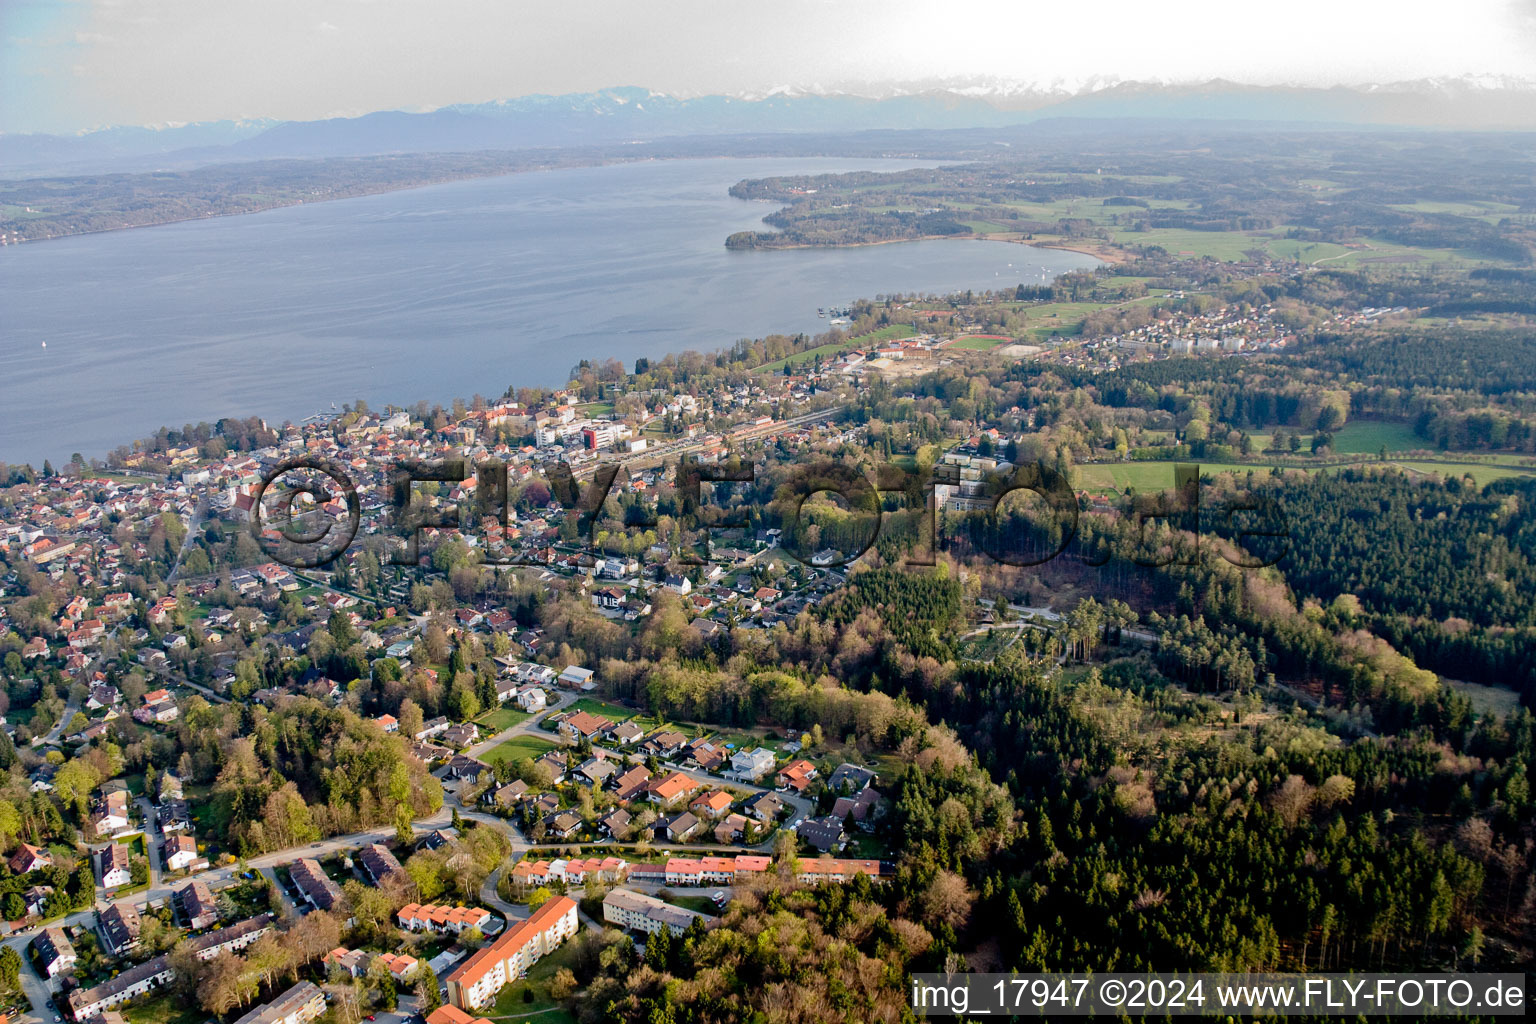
[481,734,559,766]
[476,706,531,733]
[486,939,581,1022]
[1324,420,1424,454]
[847,835,889,859]
[565,698,640,722]
[115,834,147,857]
[699,729,784,755]
[122,993,213,1024]
[668,894,721,915]
[950,335,1012,350]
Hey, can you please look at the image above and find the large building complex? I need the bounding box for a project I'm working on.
[602,887,708,936]
[230,981,327,1024]
[443,896,578,1010]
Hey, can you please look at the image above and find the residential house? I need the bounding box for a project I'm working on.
[611,765,651,802]
[744,791,785,822]
[729,747,776,782]
[654,811,700,843]
[543,811,582,840]
[776,759,818,793]
[33,925,76,978]
[490,779,529,808]
[99,902,142,956]
[289,858,342,911]
[427,1008,494,1024]
[831,788,883,828]
[357,843,404,885]
[797,816,847,853]
[398,903,494,935]
[641,731,688,759]
[688,790,733,819]
[444,755,492,782]
[713,813,750,844]
[374,952,420,984]
[441,723,479,747]
[794,858,884,885]
[323,947,374,978]
[179,879,220,930]
[684,739,725,771]
[607,721,644,746]
[23,884,53,916]
[647,771,700,806]
[164,834,202,872]
[826,763,877,792]
[96,842,132,889]
[8,842,50,874]
[598,808,631,838]
[158,772,185,801]
[534,751,568,784]
[158,799,193,833]
[574,757,617,787]
[93,789,134,837]
[557,710,611,742]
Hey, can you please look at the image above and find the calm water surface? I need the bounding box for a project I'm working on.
[0,157,1099,463]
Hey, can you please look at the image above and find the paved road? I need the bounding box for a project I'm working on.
[37,702,79,747]
[0,808,468,1022]
[3,710,809,1022]
[166,496,210,585]
[462,691,575,762]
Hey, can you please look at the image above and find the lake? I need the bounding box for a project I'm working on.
[0,157,1100,463]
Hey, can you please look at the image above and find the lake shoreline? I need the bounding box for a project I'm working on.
[2,156,1102,464]
[728,231,1124,264]
[0,154,656,248]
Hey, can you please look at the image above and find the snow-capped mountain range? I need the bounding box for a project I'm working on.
[4,77,1535,177]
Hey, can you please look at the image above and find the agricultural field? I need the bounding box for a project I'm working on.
[1074,454,1536,494]
[1320,420,1424,454]
[1072,461,1296,493]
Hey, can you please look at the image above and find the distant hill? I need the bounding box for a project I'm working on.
[4,78,1536,177]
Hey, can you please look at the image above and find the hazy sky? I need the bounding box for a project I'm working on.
[5,0,1536,134]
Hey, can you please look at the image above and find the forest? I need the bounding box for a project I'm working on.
[723,131,1536,262]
